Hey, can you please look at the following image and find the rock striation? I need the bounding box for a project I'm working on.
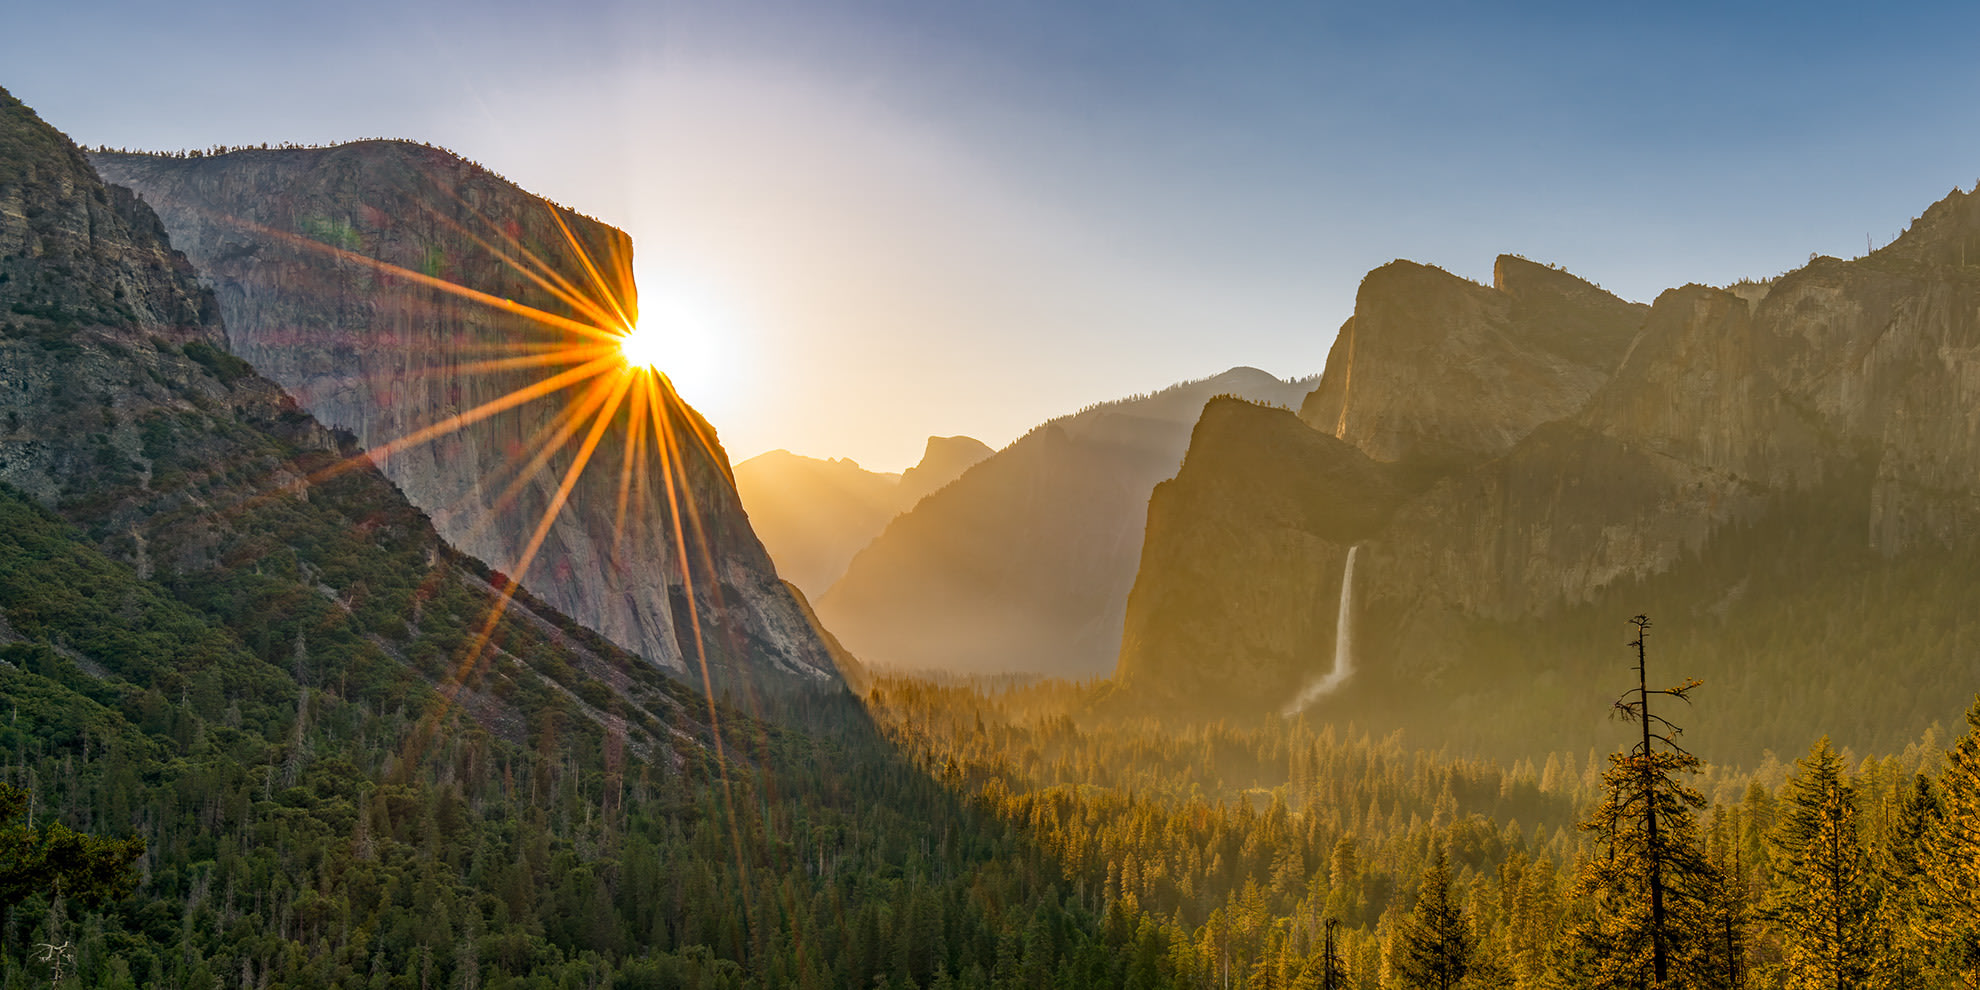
[92,143,838,686]
[1299,255,1645,470]
[818,367,1316,677]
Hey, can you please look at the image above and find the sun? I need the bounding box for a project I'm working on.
[618,321,666,371]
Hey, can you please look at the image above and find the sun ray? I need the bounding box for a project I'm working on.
[415,199,628,333]
[340,353,620,473]
[550,209,638,334]
[425,186,636,334]
[612,373,649,549]
[470,373,626,536]
[641,370,751,889]
[223,217,627,344]
[177,192,757,876]
[420,369,638,735]
[444,343,620,377]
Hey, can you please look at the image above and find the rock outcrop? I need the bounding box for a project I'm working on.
[1112,398,1408,711]
[92,144,838,686]
[818,367,1316,677]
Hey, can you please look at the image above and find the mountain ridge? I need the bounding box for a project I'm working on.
[1113,212,1980,761]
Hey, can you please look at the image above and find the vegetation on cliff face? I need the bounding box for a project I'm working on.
[11,68,1980,990]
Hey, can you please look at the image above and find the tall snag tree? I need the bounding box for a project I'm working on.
[1555,615,1721,990]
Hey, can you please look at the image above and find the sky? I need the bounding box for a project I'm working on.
[8,1,1980,471]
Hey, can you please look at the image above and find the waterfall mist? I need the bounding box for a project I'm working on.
[1284,545,1358,715]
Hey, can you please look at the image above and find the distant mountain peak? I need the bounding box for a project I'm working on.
[898,435,994,506]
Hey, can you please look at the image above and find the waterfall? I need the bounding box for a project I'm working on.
[1284,545,1358,715]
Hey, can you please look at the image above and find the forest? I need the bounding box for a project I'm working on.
[5,513,1980,990]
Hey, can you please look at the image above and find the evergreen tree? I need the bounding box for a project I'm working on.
[1920,698,1980,988]
[0,782,142,911]
[1396,851,1474,990]
[1874,773,1937,989]
[1763,738,1878,990]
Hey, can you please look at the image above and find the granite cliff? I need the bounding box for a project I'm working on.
[92,144,838,686]
[0,84,725,756]
[818,367,1316,677]
[1114,220,1980,762]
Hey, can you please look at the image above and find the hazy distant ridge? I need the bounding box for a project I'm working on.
[817,367,1317,678]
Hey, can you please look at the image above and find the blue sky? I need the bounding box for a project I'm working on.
[8,1,1980,469]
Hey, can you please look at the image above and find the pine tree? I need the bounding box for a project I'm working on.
[1695,807,1752,990]
[1763,738,1878,990]
[1396,850,1474,990]
[1875,773,1938,988]
[1920,698,1980,987]
[1553,615,1720,989]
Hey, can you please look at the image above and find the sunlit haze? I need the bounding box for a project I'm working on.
[10,1,1980,469]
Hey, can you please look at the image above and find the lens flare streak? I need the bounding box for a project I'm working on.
[203,196,755,876]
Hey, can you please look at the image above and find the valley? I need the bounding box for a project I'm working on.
[4,53,1980,990]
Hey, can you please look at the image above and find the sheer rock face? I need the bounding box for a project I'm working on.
[817,367,1318,678]
[1112,398,1407,711]
[1407,205,1980,619]
[1,88,731,755]
[1299,256,1646,469]
[91,145,837,685]
[1116,189,1980,721]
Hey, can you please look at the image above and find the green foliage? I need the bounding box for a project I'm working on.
[0,782,143,910]
[178,339,253,384]
[1918,701,1980,985]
